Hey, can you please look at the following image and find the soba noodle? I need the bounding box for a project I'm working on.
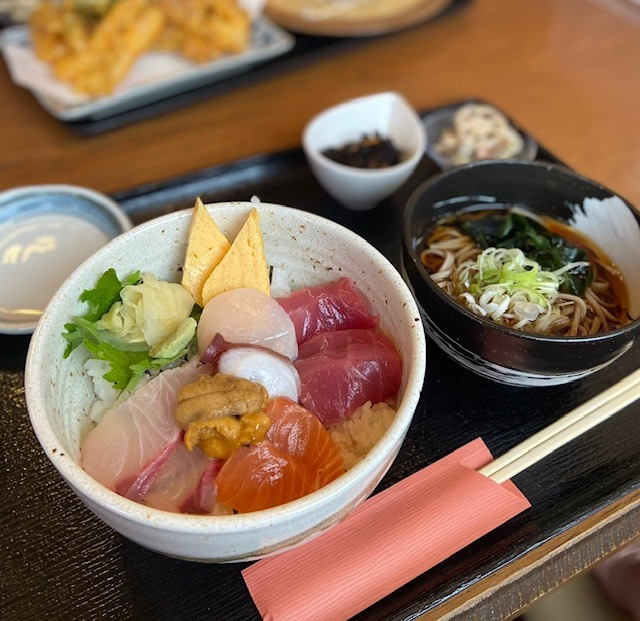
[420,224,629,336]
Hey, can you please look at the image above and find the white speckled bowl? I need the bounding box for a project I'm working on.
[25,202,426,562]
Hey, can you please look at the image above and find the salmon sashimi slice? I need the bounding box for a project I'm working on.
[265,397,345,488]
[217,441,313,513]
[217,398,345,513]
[81,358,209,498]
[294,329,402,424]
[276,278,378,344]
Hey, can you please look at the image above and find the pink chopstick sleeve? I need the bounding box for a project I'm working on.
[242,438,530,621]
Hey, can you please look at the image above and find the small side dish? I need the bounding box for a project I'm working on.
[70,199,403,515]
[434,103,524,166]
[302,92,426,209]
[322,133,402,169]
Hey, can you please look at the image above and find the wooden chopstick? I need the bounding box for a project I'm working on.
[479,368,640,484]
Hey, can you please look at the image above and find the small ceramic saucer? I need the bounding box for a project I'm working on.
[0,185,132,334]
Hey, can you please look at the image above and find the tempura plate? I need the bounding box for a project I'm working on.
[0,19,294,122]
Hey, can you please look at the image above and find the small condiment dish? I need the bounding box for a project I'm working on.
[423,101,537,170]
[302,92,426,210]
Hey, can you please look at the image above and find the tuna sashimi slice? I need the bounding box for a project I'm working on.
[81,359,209,497]
[298,327,398,358]
[276,278,378,345]
[294,329,402,424]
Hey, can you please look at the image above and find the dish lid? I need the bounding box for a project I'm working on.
[0,185,132,334]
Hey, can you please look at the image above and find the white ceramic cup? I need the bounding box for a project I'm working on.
[303,92,427,210]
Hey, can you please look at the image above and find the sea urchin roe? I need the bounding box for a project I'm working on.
[322,133,401,169]
[184,412,272,460]
[174,373,268,429]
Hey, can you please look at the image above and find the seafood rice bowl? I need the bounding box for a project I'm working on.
[25,201,426,562]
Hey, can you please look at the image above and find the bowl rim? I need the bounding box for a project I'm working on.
[25,201,427,534]
[402,159,640,344]
[0,183,132,230]
[302,91,426,178]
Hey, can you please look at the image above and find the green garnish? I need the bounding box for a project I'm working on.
[63,268,140,357]
[459,212,594,297]
[62,269,191,392]
[460,248,561,309]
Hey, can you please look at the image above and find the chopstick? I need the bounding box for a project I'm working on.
[479,368,640,484]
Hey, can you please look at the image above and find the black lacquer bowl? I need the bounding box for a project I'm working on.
[402,160,640,386]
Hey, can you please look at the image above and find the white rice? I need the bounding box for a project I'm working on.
[83,358,149,424]
[329,401,396,470]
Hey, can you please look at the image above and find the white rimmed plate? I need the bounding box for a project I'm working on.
[0,19,294,122]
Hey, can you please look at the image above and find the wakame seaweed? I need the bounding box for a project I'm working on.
[458,212,594,297]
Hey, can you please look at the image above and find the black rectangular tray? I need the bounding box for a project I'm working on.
[2,104,639,621]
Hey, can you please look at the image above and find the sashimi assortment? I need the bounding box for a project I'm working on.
[68,199,403,515]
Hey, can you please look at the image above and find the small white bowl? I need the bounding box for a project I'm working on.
[25,201,426,562]
[0,184,131,335]
[302,92,426,211]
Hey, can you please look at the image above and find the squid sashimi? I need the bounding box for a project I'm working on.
[140,443,218,514]
[216,398,344,513]
[294,329,402,425]
[276,277,378,345]
[218,347,301,402]
[81,359,209,499]
[197,288,298,360]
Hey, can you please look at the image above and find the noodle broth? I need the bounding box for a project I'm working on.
[420,207,630,337]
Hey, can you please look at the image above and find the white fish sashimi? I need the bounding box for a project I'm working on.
[140,444,214,514]
[218,346,301,402]
[81,358,209,498]
[197,288,298,361]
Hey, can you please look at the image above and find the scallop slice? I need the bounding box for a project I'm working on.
[197,288,298,361]
[218,347,301,403]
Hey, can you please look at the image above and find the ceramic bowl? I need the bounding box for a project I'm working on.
[302,92,426,210]
[422,102,538,170]
[402,161,640,387]
[25,201,426,562]
[0,184,131,335]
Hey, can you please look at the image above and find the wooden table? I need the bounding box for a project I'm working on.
[1,0,639,619]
